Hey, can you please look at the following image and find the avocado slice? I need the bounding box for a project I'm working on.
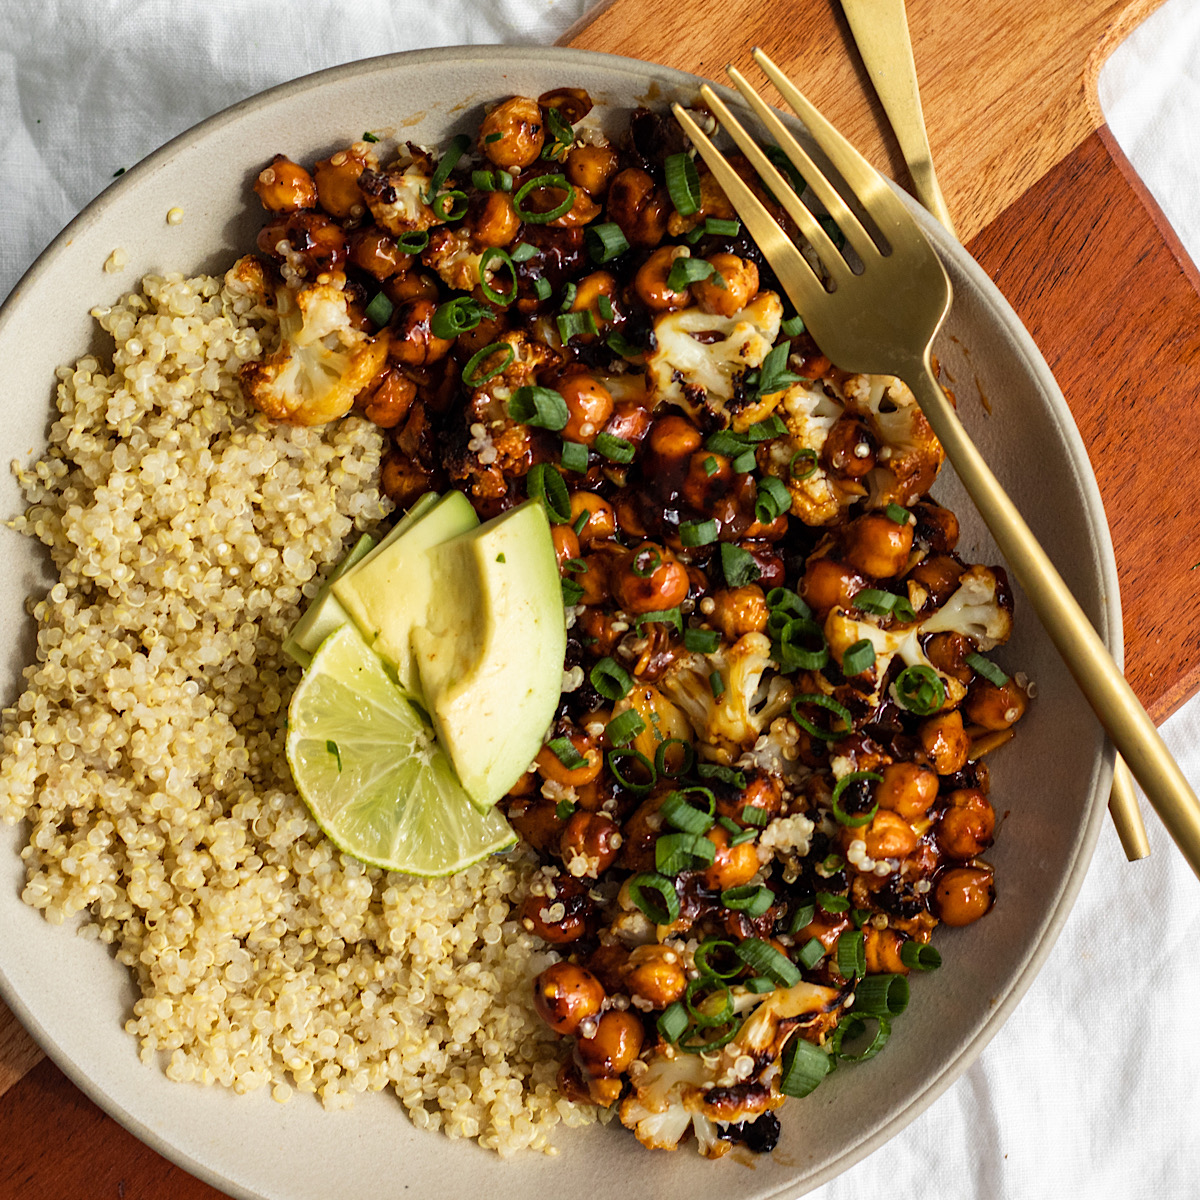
[332,489,478,693]
[282,532,378,668]
[411,499,566,811]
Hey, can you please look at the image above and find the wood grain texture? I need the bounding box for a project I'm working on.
[0,1056,229,1199]
[567,0,1168,242]
[967,130,1200,721]
[0,1000,42,1099]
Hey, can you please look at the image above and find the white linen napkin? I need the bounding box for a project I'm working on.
[2,1,1199,1197]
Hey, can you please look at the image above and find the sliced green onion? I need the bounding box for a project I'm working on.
[732,449,758,474]
[683,627,720,654]
[497,170,514,192]
[657,1001,689,1042]
[694,937,742,979]
[570,509,590,537]
[432,189,468,221]
[431,295,487,338]
[422,133,470,203]
[684,975,734,1027]
[560,440,588,473]
[557,309,598,344]
[364,292,393,327]
[594,431,635,463]
[791,694,853,742]
[509,242,537,263]
[788,902,816,933]
[597,294,614,322]
[855,588,917,623]
[720,542,761,587]
[696,762,746,789]
[586,221,629,263]
[780,314,806,337]
[779,1035,830,1098]
[546,736,587,770]
[677,1018,743,1054]
[884,502,911,525]
[562,577,584,606]
[777,617,829,672]
[555,798,576,820]
[709,670,725,699]
[479,246,517,305]
[666,255,715,293]
[472,168,496,191]
[660,789,715,836]
[634,607,683,634]
[744,975,775,994]
[654,739,695,778]
[706,429,748,456]
[396,230,431,253]
[702,455,720,477]
[721,885,773,917]
[606,332,644,359]
[893,665,946,716]
[461,340,515,387]
[590,656,633,702]
[740,804,771,828]
[900,941,942,972]
[853,973,909,1017]
[558,282,578,312]
[767,587,811,618]
[817,891,850,913]
[796,938,825,969]
[630,547,662,578]
[729,828,757,847]
[841,638,876,677]
[755,475,791,525]
[606,708,646,746]
[745,415,788,442]
[665,151,701,216]
[512,173,575,223]
[831,1013,891,1062]
[508,385,569,431]
[852,907,871,928]
[966,652,1009,687]
[362,132,380,143]
[485,131,503,144]
[626,872,680,924]
[836,929,865,980]
[753,342,803,398]
[789,448,818,480]
[656,830,716,875]
[525,462,571,523]
[734,937,801,987]
[705,216,741,237]
[679,518,719,547]
[533,275,552,300]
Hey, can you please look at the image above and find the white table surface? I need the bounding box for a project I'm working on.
[2,1,1199,1196]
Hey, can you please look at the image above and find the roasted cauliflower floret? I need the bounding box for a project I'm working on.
[422,226,487,293]
[660,632,793,760]
[357,162,443,235]
[238,274,389,426]
[842,373,945,508]
[824,564,1014,706]
[646,292,783,419]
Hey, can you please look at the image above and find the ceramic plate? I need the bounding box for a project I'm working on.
[0,45,1118,1200]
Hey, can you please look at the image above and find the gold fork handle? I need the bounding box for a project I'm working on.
[910,360,1200,869]
[839,0,956,236]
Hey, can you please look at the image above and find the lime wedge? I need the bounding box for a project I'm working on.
[285,624,516,876]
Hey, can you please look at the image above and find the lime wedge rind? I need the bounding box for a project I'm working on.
[285,625,516,877]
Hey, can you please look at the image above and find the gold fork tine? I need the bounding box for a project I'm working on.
[671,104,827,311]
[694,84,852,287]
[724,64,881,265]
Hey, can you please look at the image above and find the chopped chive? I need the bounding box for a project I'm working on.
[679,518,718,547]
[683,628,720,654]
[508,385,569,431]
[966,652,1009,687]
[560,439,589,473]
[590,657,633,702]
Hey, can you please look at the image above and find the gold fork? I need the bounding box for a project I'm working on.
[671,49,1200,878]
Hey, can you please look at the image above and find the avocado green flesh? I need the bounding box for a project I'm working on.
[331,490,478,695]
[282,532,378,668]
[412,499,566,812]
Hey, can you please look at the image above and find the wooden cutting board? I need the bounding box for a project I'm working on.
[3,0,1198,1192]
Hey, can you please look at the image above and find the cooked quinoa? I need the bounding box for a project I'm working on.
[0,269,595,1154]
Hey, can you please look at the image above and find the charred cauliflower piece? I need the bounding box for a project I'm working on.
[239,273,389,426]
[358,161,443,235]
[647,292,783,420]
[660,632,793,760]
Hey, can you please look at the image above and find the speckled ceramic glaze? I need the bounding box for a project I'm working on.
[0,45,1118,1200]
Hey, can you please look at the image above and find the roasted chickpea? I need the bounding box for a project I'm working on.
[611,542,690,615]
[256,211,346,276]
[633,245,691,311]
[536,731,602,787]
[313,148,372,218]
[569,492,617,545]
[389,299,454,366]
[612,493,648,539]
[570,270,619,335]
[577,551,611,606]
[253,154,317,212]
[911,501,960,552]
[551,524,581,570]
[533,962,606,1034]
[709,585,769,641]
[701,825,761,890]
[679,449,732,512]
[478,95,544,169]
[348,228,411,280]
[565,142,621,196]
[906,554,963,609]
[647,413,703,462]
[842,512,914,578]
[557,374,615,444]
[715,771,783,826]
[521,875,595,944]
[468,190,521,248]
[550,187,603,229]
[935,788,995,860]
[794,910,850,952]
[560,812,621,878]
[875,762,940,821]
[606,167,669,247]
[505,795,566,854]
[863,927,910,975]
[575,1010,644,1078]
[801,557,866,616]
[822,418,877,480]
[965,677,1029,730]
[623,944,687,1009]
[603,400,652,450]
[859,809,920,860]
[358,368,416,429]
[693,253,758,317]
[925,632,974,684]
[933,866,995,926]
[380,450,431,506]
[919,710,972,775]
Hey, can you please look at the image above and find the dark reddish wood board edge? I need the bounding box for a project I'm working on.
[967,128,1200,723]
